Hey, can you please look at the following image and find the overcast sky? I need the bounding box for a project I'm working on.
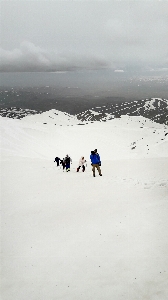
[1,0,168,72]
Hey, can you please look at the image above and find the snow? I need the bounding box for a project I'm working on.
[144,99,156,110]
[21,109,81,126]
[1,112,168,300]
[89,109,101,116]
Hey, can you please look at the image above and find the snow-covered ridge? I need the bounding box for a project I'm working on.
[0,97,168,125]
[76,98,168,124]
[0,107,42,118]
[21,109,83,126]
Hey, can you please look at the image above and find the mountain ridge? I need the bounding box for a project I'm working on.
[0,97,167,125]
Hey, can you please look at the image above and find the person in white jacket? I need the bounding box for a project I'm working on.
[77,156,87,172]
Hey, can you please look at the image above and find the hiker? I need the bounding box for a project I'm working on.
[64,154,72,172]
[60,158,66,171]
[77,156,87,172]
[94,149,98,154]
[90,150,102,177]
[54,156,60,166]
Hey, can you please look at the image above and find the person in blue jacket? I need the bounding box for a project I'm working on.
[90,149,102,177]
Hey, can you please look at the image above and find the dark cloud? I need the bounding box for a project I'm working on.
[0,41,110,72]
[1,1,168,72]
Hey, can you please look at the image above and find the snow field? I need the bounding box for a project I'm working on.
[1,112,168,300]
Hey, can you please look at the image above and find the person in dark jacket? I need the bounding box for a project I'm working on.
[60,158,66,171]
[90,150,102,177]
[64,154,72,172]
[54,156,60,166]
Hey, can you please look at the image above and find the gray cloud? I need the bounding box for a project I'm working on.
[0,41,110,71]
[1,1,168,72]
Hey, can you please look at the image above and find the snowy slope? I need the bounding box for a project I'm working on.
[1,112,168,300]
[1,110,168,160]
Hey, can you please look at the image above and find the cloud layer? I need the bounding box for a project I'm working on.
[1,1,168,72]
[0,41,110,72]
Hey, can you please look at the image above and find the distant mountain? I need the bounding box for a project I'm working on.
[0,107,42,119]
[0,98,167,125]
[76,98,168,125]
